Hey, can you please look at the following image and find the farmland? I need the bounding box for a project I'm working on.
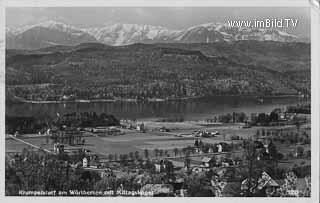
[6,119,310,160]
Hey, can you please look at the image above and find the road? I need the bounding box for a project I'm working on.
[8,134,55,154]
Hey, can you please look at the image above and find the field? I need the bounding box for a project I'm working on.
[5,122,235,157]
[6,139,32,153]
[5,121,311,166]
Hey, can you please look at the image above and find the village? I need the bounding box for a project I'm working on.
[5,104,311,197]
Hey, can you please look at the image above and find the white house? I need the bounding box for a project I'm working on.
[137,123,145,132]
[83,157,88,167]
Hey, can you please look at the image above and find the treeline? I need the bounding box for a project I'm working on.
[56,112,120,128]
[5,112,120,134]
[5,115,48,134]
[286,104,311,114]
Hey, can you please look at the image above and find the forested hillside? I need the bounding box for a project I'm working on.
[6,41,310,102]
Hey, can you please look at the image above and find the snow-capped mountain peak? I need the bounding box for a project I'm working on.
[85,23,179,46]
[7,20,85,36]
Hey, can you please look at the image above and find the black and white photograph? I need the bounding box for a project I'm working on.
[2,1,319,200]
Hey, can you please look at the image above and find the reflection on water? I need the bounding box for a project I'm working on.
[6,96,307,121]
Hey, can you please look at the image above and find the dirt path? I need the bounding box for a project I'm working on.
[8,134,55,154]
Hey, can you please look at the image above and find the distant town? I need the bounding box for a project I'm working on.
[5,103,311,197]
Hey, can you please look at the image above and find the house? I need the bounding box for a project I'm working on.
[154,163,162,172]
[201,157,216,168]
[210,175,228,197]
[82,156,101,168]
[211,131,220,136]
[221,158,234,167]
[195,130,219,137]
[292,148,301,158]
[271,108,286,121]
[53,143,64,154]
[176,133,193,138]
[275,177,310,197]
[256,139,276,160]
[220,182,242,197]
[154,160,167,172]
[137,123,145,132]
[195,148,203,154]
[257,148,271,161]
[192,166,206,173]
[83,157,88,167]
[14,131,19,137]
[171,177,185,195]
[159,127,170,132]
[285,112,297,121]
[241,171,280,196]
[256,172,279,190]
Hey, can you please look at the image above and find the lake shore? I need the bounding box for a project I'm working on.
[12,94,306,104]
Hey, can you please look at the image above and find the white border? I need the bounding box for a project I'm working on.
[0,0,319,203]
[0,0,313,7]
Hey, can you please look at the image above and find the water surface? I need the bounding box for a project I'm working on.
[6,96,307,121]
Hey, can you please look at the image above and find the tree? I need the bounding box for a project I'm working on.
[269,111,279,122]
[194,139,199,147]
[164,150,169,157]
[305,150,311,158]
[185,173,213,196]
[108,154,114,161]
[129,152,134,160]
[159,149,164,157]
[279,171,298,197]
[296,146,304,157]
[266,131,270,137]
[268,140,279,162]
[144,149,149,159]
[294,133,299,144]
[184,151,191,171]
[94,175,117,195]
[134,151,140,160]
[295,121,301,132]
[154,149,159,158]
[164,160,174,179]
[173,148,179,157]
[241,141,261,197]
[256,129,260,137]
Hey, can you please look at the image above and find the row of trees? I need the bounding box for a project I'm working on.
[254,129,310,145]
[105,140,240,163]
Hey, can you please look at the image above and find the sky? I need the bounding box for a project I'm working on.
[6,7,310,38]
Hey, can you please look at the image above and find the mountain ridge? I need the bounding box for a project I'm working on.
[6,20,308,50]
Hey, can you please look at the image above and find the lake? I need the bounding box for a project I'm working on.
[6,96,308,121]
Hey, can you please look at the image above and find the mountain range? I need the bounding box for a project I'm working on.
[6,20,305,50]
